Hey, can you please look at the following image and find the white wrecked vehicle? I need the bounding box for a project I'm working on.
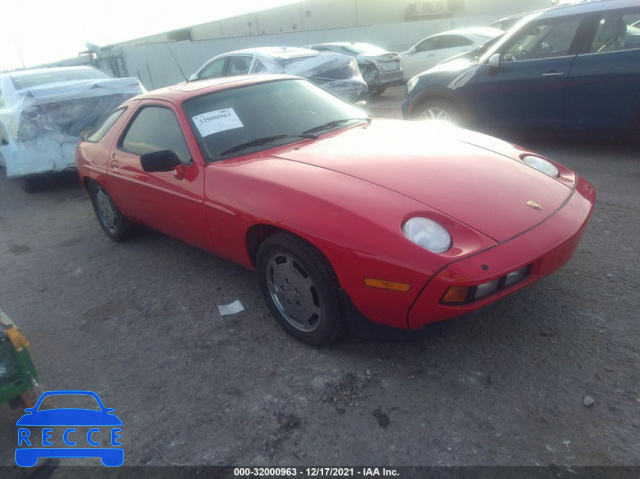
[0,66,145,191]
[189,47,368,104]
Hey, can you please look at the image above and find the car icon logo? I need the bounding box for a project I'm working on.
[15,390,123,467]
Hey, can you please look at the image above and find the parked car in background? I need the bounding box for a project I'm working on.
[76,75,594,345]
[400,28,503,80]
[0,66,145,191]
[403,0,640,135]
[437,31,506,66]
[304,42,403,96]
[491,11,544,31]
[189,47,368,104]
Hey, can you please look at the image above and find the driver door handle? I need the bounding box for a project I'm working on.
[542,72,564,77]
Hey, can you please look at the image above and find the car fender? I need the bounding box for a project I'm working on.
[202,155,470,328]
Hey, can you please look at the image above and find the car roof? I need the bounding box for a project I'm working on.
[133,74,297,103]
[1,66,100,79]
[536,0,638,19]
[430,27,504,38]
[311,42,377,48]
[218,46,317,59]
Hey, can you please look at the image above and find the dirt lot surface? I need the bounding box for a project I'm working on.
[1,85,639,476]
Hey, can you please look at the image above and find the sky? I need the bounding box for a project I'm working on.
[0,0,299,71]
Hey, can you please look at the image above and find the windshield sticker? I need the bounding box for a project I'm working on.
[192,108,244,137]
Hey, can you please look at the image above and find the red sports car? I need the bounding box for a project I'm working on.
[76,75,595,345]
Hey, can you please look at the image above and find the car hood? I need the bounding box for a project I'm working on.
[273,120,572,242]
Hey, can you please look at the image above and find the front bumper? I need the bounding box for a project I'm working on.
[407,175,595,328]
[339,175,594,338]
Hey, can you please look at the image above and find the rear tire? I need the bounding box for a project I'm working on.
[19,176,45,193]
[90,181,143,242]
[257,233,342,346]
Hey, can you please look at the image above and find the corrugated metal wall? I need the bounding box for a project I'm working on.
[110,13,501,90]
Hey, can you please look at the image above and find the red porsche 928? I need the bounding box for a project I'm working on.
[76,75,595,345]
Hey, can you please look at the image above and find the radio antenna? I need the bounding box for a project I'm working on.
[165,42,189,82]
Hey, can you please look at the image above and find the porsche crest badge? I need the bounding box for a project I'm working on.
[526,200,542,210]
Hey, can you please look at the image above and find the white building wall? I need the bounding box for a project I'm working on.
[120,0,551,46]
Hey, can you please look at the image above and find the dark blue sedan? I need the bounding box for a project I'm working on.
[402,0,640,134]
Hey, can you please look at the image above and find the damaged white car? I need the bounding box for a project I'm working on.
[0,66,145,191]
[189,47,368,104]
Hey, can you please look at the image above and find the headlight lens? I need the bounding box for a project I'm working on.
[522,155,559,177]
[402,217,451,253]
[406,76,419,95]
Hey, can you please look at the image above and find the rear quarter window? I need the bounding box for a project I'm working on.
[84,108,126,143]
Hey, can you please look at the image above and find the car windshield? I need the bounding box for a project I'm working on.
[182,78,369,162]
[340,43,388,55]
[11,69,113,90]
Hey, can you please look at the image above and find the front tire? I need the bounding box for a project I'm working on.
[257,233,342,346]
[415,99,462,125]
[90,181,143,242]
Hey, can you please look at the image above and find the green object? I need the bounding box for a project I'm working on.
[0,309,38,405]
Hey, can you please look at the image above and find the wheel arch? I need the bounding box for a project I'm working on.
[409,91,462,119]
[246,224,336,276]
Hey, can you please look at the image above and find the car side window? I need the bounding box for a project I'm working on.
[503,19,581,61]
[437,35,474,49]
[227,56,251,76]
[84,108,126,143]
[120,106,191,163]
[199,58,226,80]
[589,13,640,53]
[251,59,268,74]
[416,37,439,52]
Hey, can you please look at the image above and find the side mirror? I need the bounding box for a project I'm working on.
[407,47,416,56]
[188,73,198,82]
[488,53,501,71]
[140,150,182,172]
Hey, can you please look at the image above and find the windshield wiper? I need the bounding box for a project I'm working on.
[302,117,372,135]
[220,134,318,156]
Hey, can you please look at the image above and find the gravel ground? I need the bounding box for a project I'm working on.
[1,86,639,476]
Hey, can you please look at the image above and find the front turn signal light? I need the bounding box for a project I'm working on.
[364,278,412,292]
[441,286,469,304]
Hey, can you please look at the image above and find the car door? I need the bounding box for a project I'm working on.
[106,100,212,250]
[402,37,440,78]
[463,17,582,129]
[565,9,640,130]
[225,56,252,77]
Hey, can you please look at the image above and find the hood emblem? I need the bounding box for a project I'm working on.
[527,200,542,210]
